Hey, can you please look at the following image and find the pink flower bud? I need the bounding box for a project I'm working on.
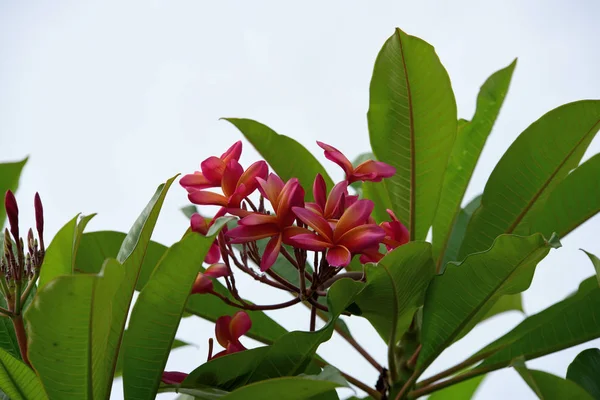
[4,190,19,242]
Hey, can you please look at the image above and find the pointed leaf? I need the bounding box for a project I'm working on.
[433,61,516,266]
[368,28,458,241]
[354,242,434,342]
[223,118,333,196]
[581,250,600,287]
[567,348,600,399]
[441,195,481,267]
[220,375,345,400]
[460,100,600,258]
[417,233,556,371]
[476,277,600,370]
[427,375,485,400]
[516,365,593,400]
[0,347,47,400]
[0,158,27,229]
[38,213,95,288]
[114,339,189,378]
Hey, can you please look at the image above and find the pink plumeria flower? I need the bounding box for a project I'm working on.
[161,371,188,385]
[211,311,252,359]
[226,174,305,271]
[305,175,348,220]
[381,209,409,250]
[190,213,221,264]
[286,199,385,267]
[317,141,396,184]
[188,159,268,209]
[180,141,243,192]
[191,263,230,294]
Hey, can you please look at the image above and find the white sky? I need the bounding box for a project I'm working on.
[1,1,600,399]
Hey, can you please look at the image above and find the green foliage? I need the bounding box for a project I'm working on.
[567,349,600,399]
[0,158,27,229]
[0,347,47,400]
[516,364,593,400]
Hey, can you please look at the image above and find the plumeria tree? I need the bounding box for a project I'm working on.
[0,27,600,400]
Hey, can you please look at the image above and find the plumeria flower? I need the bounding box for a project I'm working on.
[161,371,188,385]
[286,199,385,267]
[226,174,305,271]
[191,263,229,294]
[359,209,410,264]
[305,175,351,220]
[188,159,268,210]
[190,213,220,264]
[317,141,396,184]
[180,141,243,192]
[211,311,252,359]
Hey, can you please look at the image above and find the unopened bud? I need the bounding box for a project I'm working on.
[34,193,44,251]
[4,191,19,243]
[27,228,34,255]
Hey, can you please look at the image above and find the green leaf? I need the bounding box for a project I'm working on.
[0,301,19,361]
[223,118,333,196]
[181,205,199,219]
[459,100,600,258]
[114,339,189,378]
[368,28,458,241]
[37,213,95,288]
[220,375,345,400]
[433,61,516,267]
[516,365,593,400]
[0,347,47,400]
[26,177,176,400]
[362,180,393,224]
[441,195,481,267]
[581,250,600,287]
[476,276,600,370]
[417,233,556,371]
[354,242,434,342]
[527,154,600,241]
[184,279,364,390]
[567,348,600,399]
[123,227,227,400]
[427,374,485,400]
[0,158,27,229]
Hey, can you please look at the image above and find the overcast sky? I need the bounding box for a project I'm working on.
[1,1,600,399]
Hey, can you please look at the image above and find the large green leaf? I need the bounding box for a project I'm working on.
[427,375,485,400]
[368,28,457,241]
[567,348,600,399]
[516,365,593,400]
[123,222,228,400]
[581,250,600,286]
[354,242,434,342]
[476,277,600,370]
[220,375,344,400]
[526,153,600,241]
[441,195,481,267]
[0,300,19,361]
[26,177,176,399]
[38,213,95,288]
[114,339,189,378]
[184,279,364,390]
[433,61,516,267]
[362,180,393,224]
[223,118,333,195]
[417,233,556,372]
[0,347,47,400]
[459,100,600,258]
[0,158,27,229]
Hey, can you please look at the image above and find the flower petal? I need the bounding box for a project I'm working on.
[226,224,280,243]
[161,371,188,384]
[201,156,227,184]
[180,173,216,191]
[324,181,348,219]
[334,199,375,241]
[285,232,332,251]
[222,159,244,197]
[188,191,228,207]
[238,213,278,226]
[353,160,396,182]
[257,173,285,206]
[190,213,209,234]
[292,206,333,240]
[215,315,233,348]
[204,242,221,264]
[326,245,352,267]
[237,161,269,197]
[305,202,324,215]
[317,141,354,176]
[221,140,243,163]
[313,174,327,210]
[260,234,282,272]
[191,273,213,294]
[229,311,252,340]
[204,263,229,278]
[277,179,304,226]
[337,224,386,253]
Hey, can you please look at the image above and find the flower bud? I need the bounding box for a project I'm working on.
[34,193,44,250]
[4,191,19,243]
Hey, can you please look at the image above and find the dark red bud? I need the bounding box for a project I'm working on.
[4,190,19,242]
[34,193,44,248]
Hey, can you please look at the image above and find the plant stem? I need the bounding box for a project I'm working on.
[415,349,492,388]
[394,369,419,400]
[209,290,302,310]
[20,271,39,306]
[408,365,497,398]
[309,301,317,331]
[12,315,30,367]
[321,271,365,289]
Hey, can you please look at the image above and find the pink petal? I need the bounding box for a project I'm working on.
[386,209,399,221]
[204,242,221,264]
[337,224,386,253]
[201,156,227,184]
[276,179,304,226]
[215,315,233,348]
[190,213,209,235]
[285,232,332,251]
[237,161,269,197]
[257,173,285,205]
[221,141,243,163]
[226,341,246,355]
[260,234,282,271]
[161,371,188,385]
[204,263,229,278]
[226,224,280,243]
[239,213,278,226]
[222,159,244,197]
[334,199,375,241]
[229,311,252,340]
[326,245,352,267]
[191,273,214,294]
[305,202,324,215]
[316,141,354,176]
[292,206,333,240]
[324,181,348,219]
[359,246,384,264]
[354,160,396,180]
[180,173,216,191]
[313,174,327,210]
[188,191,229,207]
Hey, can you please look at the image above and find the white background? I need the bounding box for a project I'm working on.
[1,1,600,399]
